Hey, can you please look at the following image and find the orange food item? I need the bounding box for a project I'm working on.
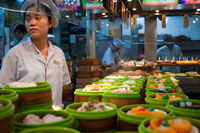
[131,108,139,113]
[130,107,166,117]
[131,107,152,116]
[168,119,192,133]
[149,85,157,89]
[134,111,152,116]
[160,79,166,82]
[150,119,160,130]
[153,127,177,133]
[155,94,183,101]
[155,94,163,100]
[150,118,193,133]
[152,111,166,116]
[153,70,162,73]
[150,119,176,133]
[169,95,183,100]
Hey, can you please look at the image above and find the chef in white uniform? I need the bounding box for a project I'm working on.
[0,0,71,107]
[157,35,183,73]
[102,38,125,69]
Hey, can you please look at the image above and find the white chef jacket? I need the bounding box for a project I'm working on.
[0,37,71,106]
[157,44,183,73]
[102,46,120,66]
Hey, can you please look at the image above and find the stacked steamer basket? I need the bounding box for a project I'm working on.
[20,127,80,133]
[102,74,143,108]
[117,104,173,131]
[14,109,76,132]
[66,101,117,132]
[138,116,200,133]
[166,99,200,119]
[74,84,107,103]
[4,82,52,112]
[76,57,101,88]
[145,73,188,106]
[0,89,19,113]
[62,59,74,102]
[0,98,15,133]
[21,127,80,133]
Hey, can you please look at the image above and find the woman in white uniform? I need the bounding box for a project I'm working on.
[0,0,71,107]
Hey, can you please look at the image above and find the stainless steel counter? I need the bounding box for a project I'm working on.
[176,77,200,99]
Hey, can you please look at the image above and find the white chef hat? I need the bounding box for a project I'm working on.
[10,20,23,33]
[113,38,125,48]
[21,0,60,27]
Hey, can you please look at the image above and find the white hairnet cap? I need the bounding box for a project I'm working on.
[113,38,125,48]
[21,0,60,27]
[10,20,23,33]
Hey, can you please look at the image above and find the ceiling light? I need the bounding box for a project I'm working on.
[132,8,136,11]
[102,13,106,15]
[66,15,69,18]
[155,10,159,13]
[114,0,117,2]
[197,9,200,11]
[128,0,132,1]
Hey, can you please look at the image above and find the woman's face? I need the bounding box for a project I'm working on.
[25,6,53,39]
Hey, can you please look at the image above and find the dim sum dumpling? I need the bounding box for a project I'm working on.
[23,114,42,124]
[42,114,64,123]
[0,103,3,108]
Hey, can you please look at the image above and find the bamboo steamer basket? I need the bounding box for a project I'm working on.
[138,116,200,133]
[4,82,52,112]
[74,88,104,102]
[0,89,19,113]
[0,98,15,133]
[102,88,142,108]
[20,127,80,133]
[166,99,200,119]
[66,102,117,132]
[76,58,99,66]
[145,88,182,95]
[145,93,188,106]
[118,104,173,131]
[14,109,75,132]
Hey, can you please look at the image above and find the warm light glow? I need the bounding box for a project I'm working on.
[155,10,159,13]
[52,105,62,111]
[102,12,106,15]
[132,8,136,11]
[197,9,200,11]
[128,0,132,1]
